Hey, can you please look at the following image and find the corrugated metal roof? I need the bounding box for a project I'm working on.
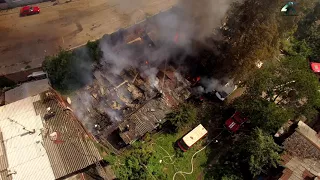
[0,95,55,180]
[0,129,11,180]
[33,91,102,179]
[119,99,170,144]
[5,79,49,104]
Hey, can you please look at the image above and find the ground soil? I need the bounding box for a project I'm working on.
[0,0,177,74]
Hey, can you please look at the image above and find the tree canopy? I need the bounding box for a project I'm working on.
[295,2,320,61]
[233,96,293,133]
[43,42,100,92]
[244,128,282,177]
[244,55,320,119]
[113,143,165,180]
[232,54,320,133]
[207,128,281,179]
[165,103,197,131]
[219,0,281,79]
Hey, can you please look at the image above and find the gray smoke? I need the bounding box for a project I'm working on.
[200,77,220,93]
[100,39,138,75]
[71,91,94,132]
[72,0,240,131]
[194,77,236,95]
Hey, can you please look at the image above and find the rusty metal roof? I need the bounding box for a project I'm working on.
[33,91,102,179]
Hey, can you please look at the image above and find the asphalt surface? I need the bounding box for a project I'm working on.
[0,0,177,75]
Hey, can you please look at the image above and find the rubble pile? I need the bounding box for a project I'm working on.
[73,24,192,149]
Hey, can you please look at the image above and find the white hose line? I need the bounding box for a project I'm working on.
[172,142,210,180]
[172,131,224,180]
[159,145,176,164]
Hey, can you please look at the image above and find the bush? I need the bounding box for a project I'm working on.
[43,48,94,92]
[86,40,103,63]
[165,103,197,131]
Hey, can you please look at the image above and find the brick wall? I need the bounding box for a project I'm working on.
[279,168,293,180]
[283,132,320,159]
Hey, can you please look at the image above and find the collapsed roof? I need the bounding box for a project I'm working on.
[72,27,191,147]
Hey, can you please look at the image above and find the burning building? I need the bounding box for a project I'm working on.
[71,21,192,150]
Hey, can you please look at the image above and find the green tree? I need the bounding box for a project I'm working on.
[244,128,282,177]
[205,165,243,180]
[86,40,103,63]
[233,96,293,133]
[43,50,74,90]
[43,48,94,92]
[219,0,281,79]
[209,128,281,179]
[165,103,197,131]
[241,55,320,123]
[295,2,320,60]
[113,143,165,180]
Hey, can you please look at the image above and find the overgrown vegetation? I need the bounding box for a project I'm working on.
[165,103,197,131]
[43,41,102,92]
[295,2,320,61]
[204,1,320,179]
[106,128,208,180]
[233,55,320,133]
[86,40,103,63]
[206,128,282,179]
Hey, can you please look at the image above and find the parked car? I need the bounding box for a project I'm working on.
[20,6,40,16]
[27,71,47,80]
[224,112,248,133]
[215,81,238,101]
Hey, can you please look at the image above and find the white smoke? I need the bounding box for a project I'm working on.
[71,91,95,132]
[200,77,220,93]
[100,38,138,75]
[72,0,240,131]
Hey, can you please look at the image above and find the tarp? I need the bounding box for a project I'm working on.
[310,62,320,73]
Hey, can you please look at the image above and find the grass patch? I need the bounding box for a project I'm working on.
[152,131,208,180]
[108,128,209,180]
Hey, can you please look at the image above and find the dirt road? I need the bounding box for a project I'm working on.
[0,0,177,75]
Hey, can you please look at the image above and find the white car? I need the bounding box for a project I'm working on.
[215,81,238,101]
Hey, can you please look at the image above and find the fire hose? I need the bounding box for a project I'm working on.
[172,130,224,180]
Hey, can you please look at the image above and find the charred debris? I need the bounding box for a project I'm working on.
[72,22,197,150]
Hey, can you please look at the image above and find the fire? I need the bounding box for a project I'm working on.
[145,61,149,65]
[196,76,201,82]
[174,33,179,43]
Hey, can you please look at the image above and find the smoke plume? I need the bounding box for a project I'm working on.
[71,0,240,132]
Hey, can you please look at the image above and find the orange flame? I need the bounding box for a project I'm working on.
[174,33,179,43]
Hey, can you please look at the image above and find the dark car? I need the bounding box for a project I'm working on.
[20,6,40,16]
[224,112,248,133]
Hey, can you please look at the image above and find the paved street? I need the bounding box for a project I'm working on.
[0,0,177,74]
